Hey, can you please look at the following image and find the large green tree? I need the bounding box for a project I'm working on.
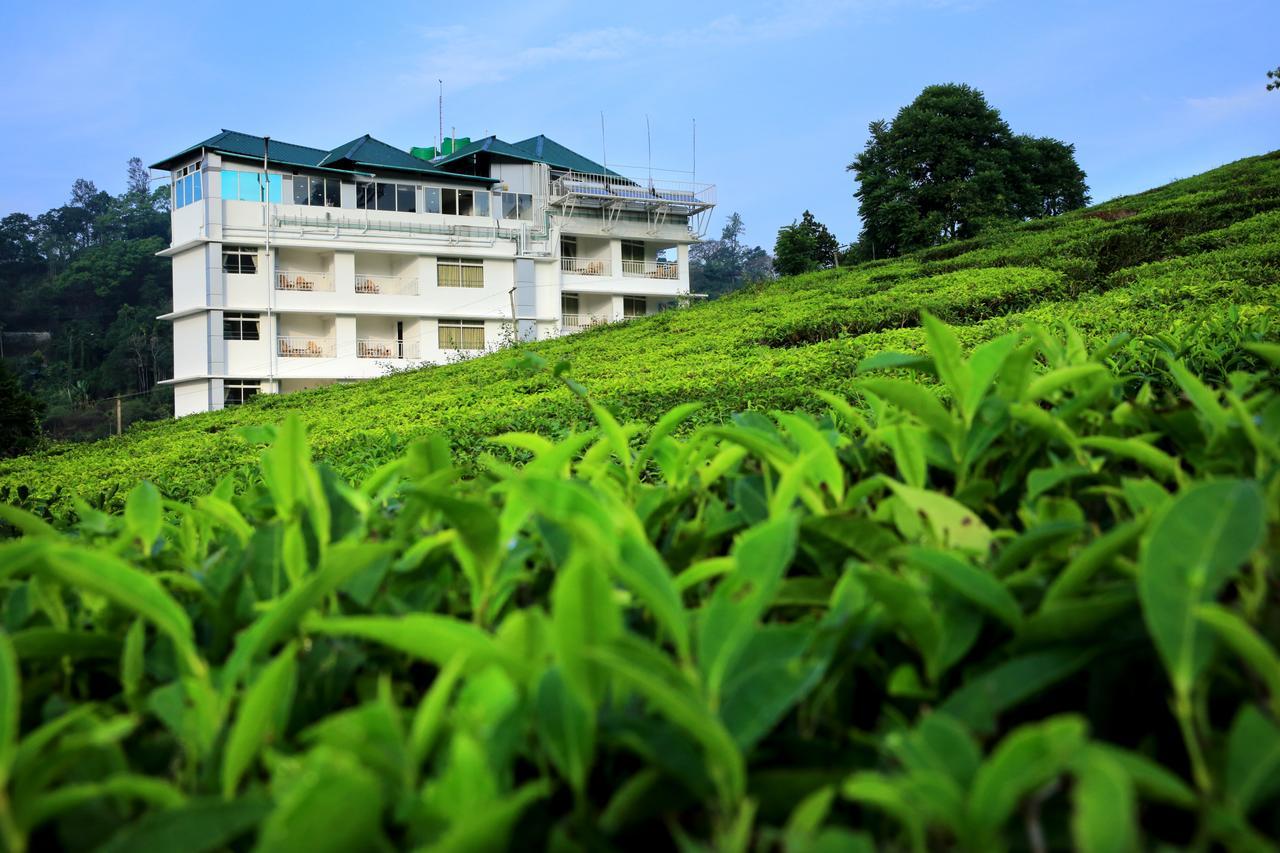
[690,213,774,298]
[0,359,43,457]
[773,210,840,276]
[848,84,1089,258]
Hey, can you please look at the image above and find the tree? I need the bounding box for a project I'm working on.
[1268,66,1280,91]
[127,157,151,196]
[690,213,775,298]
[848,84,1089,258]
[0,360,44,458]
[774,211,840,276]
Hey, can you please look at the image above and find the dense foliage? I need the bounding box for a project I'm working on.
[0,160,173,443]
[3,151,1276,512]
[0,311,1278,850]
[689,213,775,298]
[773,211,841,277]
[0,362,43,458]
[849,84,1089,258]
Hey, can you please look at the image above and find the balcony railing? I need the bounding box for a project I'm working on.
[549,170,716,214]
[561,313,608,330]
[277,336,335,358]
[560,257,611,276]
[356,274,419,296]
[621,260,678,279]
[276,270,334,292]
[357,338,420,359]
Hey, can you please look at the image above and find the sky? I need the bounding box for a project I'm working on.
[1,0,1277,249]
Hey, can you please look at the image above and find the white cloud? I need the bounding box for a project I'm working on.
[1184,86,1271,121]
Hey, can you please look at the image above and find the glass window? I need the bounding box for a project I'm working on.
[438,320,485,350]
[224,381,260,406]
[426,187,441,213]
[326,179,340,207]
[309,177,324,206]
[561,236,577,258]
[517,194,533,221]
[502,192,518,220]
[223,312,261,341]
[175,177,186,208]
[457,190,473,216]
[622,240,645,262]
[474,191,489,217]
[356,182,372,209]
[222,246,258,275]
[623,296,646,318]
[437,257,484,288]
[397,184,416,212]
[294,176,309,205]
[376,182,396,211]
[442,188,457,215]
[267,174,281,203]
[221,170,237,202]
[561,294,579,314]
[243,172,263,202]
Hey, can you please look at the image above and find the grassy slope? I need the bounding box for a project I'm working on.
[6,152,1279,508]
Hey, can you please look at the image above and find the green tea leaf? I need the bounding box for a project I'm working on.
[96,795,270,853]
[222,643,298,798]
[1224,705,1280,816]
[1138,479,1265,695]
[1071,746,1137,853]
[899,547,1022,629]
[1197,604,1280,717]
[967,716,1087,836]
[886,481,992,554]
[254,746,385,853]
[536,667,595,795]
[552,555,622,708]
[124,480,163,549]
[0,631,17,787]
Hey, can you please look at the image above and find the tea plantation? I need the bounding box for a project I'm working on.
[0,153,1277,850]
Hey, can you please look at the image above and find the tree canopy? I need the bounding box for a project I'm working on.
[848,83,1088,258]
[773,210,840,277]
[689,213,774,298]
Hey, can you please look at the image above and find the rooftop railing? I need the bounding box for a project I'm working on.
[549,170,716,213]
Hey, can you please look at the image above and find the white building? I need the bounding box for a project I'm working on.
[154,130,714,416]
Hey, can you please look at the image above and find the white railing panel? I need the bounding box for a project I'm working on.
[276,270,334,292]
[621,260,678,279]
[356,274,419,296]
[277,336,335,358]
[357,338,420,359]
[560,257,611,276]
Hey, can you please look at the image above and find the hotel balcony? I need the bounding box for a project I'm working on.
[277,335,335,358]
[355,273,419,296]
[357,338,421,359]
[276,270,334,292]
[621,259,678,279]
[560,257,611,276]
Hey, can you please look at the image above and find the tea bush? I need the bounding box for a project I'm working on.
[0,314,1278,850]
[3,153,1279,511]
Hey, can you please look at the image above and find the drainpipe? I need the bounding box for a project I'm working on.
[264,136,276,391]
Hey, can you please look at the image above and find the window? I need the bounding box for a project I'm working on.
[223,312,261,341]
[222,246,258,275]
[437,257,484,288]
[224,381,260,406]
[356,181,416,212]
[561,294,579,314]
[172,162,202,209]
[621,240,646,263]
[623,296,647,318]
[561,236,577,258]
[221,170,281,203]
[293,176,340,207]
[424,186,489,216]
[499,192,534,221]
[438,320,485,350]
[425,187,441,213]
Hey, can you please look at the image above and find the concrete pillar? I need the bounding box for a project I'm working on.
[334,251,355,296]
[335,315,357,362]
[678,243,691,292]
[610,294,624,322]
[609,238,624,281]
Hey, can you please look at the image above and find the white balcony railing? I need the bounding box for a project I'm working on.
[560,257,611,276]
[356,274,419,296]
[621,260,679,279]
[357,338,420,359]
[561,313,608,330]
[277,336,335,358]
[276,270,334,292]
[549,170,716,213]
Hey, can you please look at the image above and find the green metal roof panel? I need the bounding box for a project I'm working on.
[511,135,619,176]
[151,130,331,170]
[430,135,540,167]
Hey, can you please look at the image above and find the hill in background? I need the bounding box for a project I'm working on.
[3,151,1278,510]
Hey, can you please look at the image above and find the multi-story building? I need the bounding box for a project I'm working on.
[153,130,714,416]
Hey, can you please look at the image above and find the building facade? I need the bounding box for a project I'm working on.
[153,131,714,416]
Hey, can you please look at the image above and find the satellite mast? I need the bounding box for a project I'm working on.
[438,80,444,153]
[600,111,608,174]
[646,114,653,188]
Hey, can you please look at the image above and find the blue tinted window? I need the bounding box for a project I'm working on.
[221,169,237,200]
[176,177,186,208]
[192,171,202,202]
[268,174,281,203]
[241,172,261,202]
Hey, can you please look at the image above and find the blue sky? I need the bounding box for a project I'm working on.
[1,0,1277,249]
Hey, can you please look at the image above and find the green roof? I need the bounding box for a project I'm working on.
[153,130,494,183]
[431,134,620,177]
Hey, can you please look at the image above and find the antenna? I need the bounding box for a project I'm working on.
[600,111,608,174]
[692,118,696,186]
[438,80,444,153]
[646,114,653,188]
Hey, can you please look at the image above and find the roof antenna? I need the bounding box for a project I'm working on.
[438,80,444,153]
[645,114,653,188]
[692,118,696,186]
[600,111,608,176]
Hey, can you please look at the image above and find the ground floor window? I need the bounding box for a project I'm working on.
[223,312,260,341]
[438,320,485,350]
[224,381,260,406]
[437,257,484,288]
[623,296,646,318]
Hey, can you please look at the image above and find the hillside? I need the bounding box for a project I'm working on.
[4,152,1279,510]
